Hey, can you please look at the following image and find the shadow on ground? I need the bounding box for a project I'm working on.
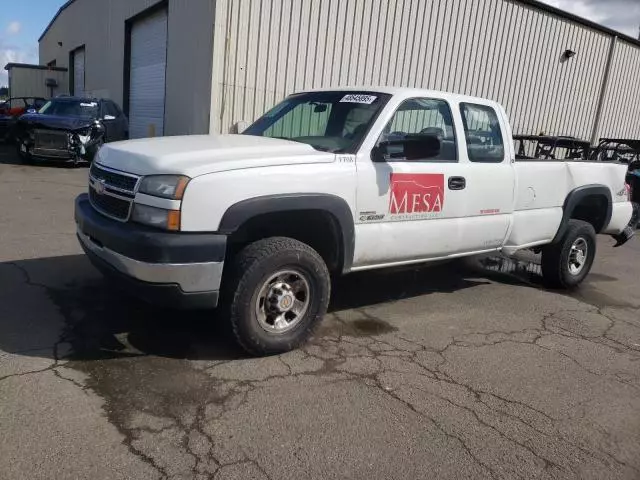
[1,254,516,363]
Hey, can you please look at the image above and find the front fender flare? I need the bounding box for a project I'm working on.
[218,193,355,273]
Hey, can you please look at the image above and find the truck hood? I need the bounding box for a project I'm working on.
[18,113,96,131]
[96,134,336,177]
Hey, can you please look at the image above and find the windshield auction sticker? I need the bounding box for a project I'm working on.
[340,94,377,104]
[388,173,444,220]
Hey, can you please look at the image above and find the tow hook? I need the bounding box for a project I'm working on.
[613,202,639,247]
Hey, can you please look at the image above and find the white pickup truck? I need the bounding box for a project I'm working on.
[75,87,636,355]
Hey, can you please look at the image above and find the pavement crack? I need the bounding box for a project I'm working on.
[0,365,57,382]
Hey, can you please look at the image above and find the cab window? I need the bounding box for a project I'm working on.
[377,98,457,162]
[460,103,505,163]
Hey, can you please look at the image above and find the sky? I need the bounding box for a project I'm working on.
[0,0,66,86]
[540,0,640,38]
[0,0,638,87]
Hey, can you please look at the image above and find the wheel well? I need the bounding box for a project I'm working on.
[569,194,609,232]
[227,210,344,272]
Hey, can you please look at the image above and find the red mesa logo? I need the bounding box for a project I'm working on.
[389,173,445,214]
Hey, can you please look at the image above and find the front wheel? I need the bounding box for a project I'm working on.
[16,140,33,165]
[541,219,596,289]
[224,237,331,356]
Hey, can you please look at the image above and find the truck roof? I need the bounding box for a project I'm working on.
[296,86,504,109]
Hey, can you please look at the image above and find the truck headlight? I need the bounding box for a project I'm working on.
[139,175,190,199]
[131,204,181,231]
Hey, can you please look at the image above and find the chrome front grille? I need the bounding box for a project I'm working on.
[90,163,138,192]
[88,163,140,222]
[89,188,131,220]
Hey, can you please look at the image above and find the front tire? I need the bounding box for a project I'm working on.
[541,219,596,289]
[16,140,33,165]
[225,237,330,356]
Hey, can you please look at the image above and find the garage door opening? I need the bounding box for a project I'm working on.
[70,46,85,97]
[125,5,168,139]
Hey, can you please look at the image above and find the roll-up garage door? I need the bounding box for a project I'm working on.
[129,8,168,139]
[73,48,85,97]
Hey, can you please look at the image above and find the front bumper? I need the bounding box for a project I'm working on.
[75,193,226,309]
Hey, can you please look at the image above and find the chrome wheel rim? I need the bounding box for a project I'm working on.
[255,270,310,333]
[568,237,588,276]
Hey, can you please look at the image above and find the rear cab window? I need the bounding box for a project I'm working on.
[460,103,505,163]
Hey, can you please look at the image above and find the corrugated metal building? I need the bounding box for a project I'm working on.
[5,63,68,98]
[39,0,640,142]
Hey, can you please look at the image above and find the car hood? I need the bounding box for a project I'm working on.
[95,134,336,177]
[19,113,96,131]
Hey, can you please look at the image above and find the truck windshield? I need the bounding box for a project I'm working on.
[243,91,391,153]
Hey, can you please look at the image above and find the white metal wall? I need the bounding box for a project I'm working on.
[597,39,640,140]
[210,0,623,140]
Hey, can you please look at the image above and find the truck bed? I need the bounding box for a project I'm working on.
[504,161,631,253]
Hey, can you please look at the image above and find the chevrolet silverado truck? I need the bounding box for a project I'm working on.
[74,87,636,355]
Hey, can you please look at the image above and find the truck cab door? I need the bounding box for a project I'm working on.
[352,97,515,270]
[352,96,470,268]
[456,102,515,252]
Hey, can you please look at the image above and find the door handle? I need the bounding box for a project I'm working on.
[448,176,466,190]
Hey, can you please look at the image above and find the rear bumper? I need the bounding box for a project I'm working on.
[602,202,634,235]
[612,202,639,247]
[75,193,226,309]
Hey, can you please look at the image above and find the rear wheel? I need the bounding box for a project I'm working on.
[541,219,596,289]
[224,237,330,356]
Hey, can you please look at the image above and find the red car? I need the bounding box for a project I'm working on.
[0,97,47,142]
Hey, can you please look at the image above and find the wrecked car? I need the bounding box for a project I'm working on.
[14,96,129,165]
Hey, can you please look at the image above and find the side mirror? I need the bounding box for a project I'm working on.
[103,115,117,121]
[374,134,441,162]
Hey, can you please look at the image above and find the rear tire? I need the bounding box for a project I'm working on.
[541,219,596,289]
[224,237,330,356]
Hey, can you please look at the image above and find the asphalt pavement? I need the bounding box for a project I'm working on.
[1,144,639,480]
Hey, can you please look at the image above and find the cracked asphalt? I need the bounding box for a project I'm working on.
[1,145,639,480]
